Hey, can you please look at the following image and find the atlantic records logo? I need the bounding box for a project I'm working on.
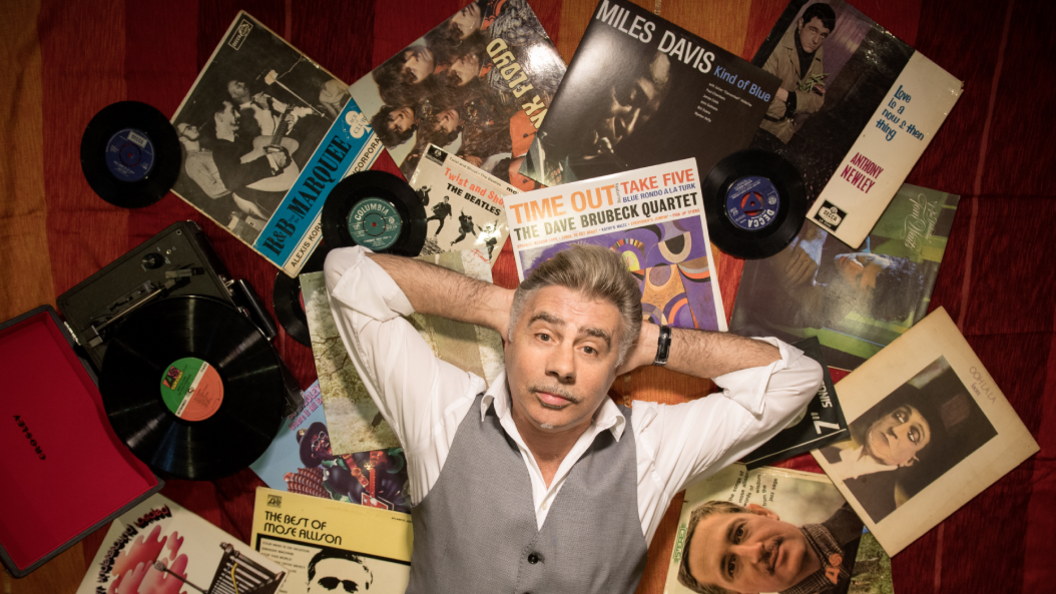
[228,19,253,50]
[814,201,846,231]
[267,494,282,508]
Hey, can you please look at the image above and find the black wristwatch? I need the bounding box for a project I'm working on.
[654,325,671,366]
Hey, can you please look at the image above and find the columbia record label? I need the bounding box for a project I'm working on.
[321,171,427,256]
[703,150,807,259]
[100,296,285,480]
[80,101,180,208]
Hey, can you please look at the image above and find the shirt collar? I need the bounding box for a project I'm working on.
[480,371,627,442]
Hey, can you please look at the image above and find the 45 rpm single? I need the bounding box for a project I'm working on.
[321,171,427,256]
[703,149,807,259]
[100,295,286,481]
[80,101,181,208]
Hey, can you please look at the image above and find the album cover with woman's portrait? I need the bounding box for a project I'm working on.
[812,307,1038,556]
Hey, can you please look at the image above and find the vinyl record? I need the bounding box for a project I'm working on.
[100,295,286,481]
[703,149,807,259]
[273,245,329,346]
[321,171,427,256]
[80,101,181,208]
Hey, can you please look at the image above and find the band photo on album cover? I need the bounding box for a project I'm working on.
[171,13,350,245]
[349,0,566,190]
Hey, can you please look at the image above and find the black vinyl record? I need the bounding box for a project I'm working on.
[321,171,427,256]
[100,295,286,481]
[80,101,181,208]
[273,245,329,346]
[703,149,807,259]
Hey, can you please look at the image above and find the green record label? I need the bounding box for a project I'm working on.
[160,357,224,421]
[348,197,403,251]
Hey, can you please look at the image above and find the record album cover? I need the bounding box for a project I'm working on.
[75,494,287,594]
[409,144,516,267]
[664,463,861,594]
[171,12,382,277]
[252,488,412,594]
[519,0,779,188]
[748,0,962,248]
[730,183,959,371]
[303,251,503,456]
[506,158,726,331]
[249,381,412,514]
[742,336,848,469]
[349,0,566,187]
[812,308,1039,556]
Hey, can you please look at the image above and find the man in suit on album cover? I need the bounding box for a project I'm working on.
[677,500,861,594]
[758,2,837,144]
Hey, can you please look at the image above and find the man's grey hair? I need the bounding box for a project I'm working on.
[509,244,642,365]
[677,500,745,594]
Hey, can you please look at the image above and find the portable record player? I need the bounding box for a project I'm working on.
[55,220,301,416]
[0,221,299,577]
[0,305,163,578]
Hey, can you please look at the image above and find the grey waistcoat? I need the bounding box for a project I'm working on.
[406,393,648,594]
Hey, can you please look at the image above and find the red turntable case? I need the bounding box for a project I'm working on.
[0,306,162,578]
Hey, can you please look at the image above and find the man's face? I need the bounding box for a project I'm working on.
[178,124,199,141]
[588,52,670,157]
[308,558,371,593]
[402,47,434,83]
[387,107,415,133]
[310,429,334,460]
[434,108,462,134]
[504,286,622,435]
[864,404,931,466]
[449,53,482,86]
[450,3,483,39]
[686,505,820,594]
[227,80,251,103]
[215,102,240,129]
[797,16,831,54]
[834,252,893,295]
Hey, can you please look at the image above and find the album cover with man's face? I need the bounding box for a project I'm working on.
[518,0,779,188]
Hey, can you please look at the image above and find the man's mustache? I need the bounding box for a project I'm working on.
[529,385,581,404]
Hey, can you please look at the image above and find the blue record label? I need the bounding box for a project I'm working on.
[105,128,155,182]
[724,175,781,231]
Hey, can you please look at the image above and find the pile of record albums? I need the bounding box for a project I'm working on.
[0,2,1038,592]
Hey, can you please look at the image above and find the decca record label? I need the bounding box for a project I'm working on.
[105,127,155,182]
[348,198,403,250]
[724,175,780,231]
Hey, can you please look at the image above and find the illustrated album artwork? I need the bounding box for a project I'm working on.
[409,143,517,267]
[250,380,412,514]
[731,183,960,371]
[519,0,779,188]
[302,251,503,456]
[252,488,412,594]
[812,307,1039,556]
[748,0,962,248]
[664,463,862,594]
[171,11,381,276]
[76,494,287,594]
[348,0,566,187]
[507,158,726,331]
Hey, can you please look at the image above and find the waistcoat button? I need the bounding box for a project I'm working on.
[528,553,540,564]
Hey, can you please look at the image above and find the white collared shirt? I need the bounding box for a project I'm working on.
[324,247,822,543]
